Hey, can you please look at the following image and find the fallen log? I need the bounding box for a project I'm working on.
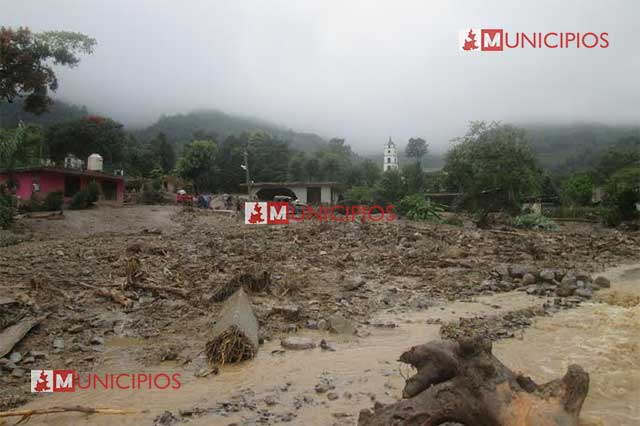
[358,337,589,426]
[0,316,44,358]
[205,288,258,366]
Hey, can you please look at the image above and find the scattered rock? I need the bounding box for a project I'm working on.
[327,314,355,335]
[264,395,278,406]
[53,337,65,350]
[281,337,316,350]
[11,368,24,378]
[522,273,536,285]
[327,392,339,401]
[594,276,611,288]
[9,352,22,364]
[539,269,556,282]
[90,336,105,345]
[575,288,593,299]
[320,339,336,351]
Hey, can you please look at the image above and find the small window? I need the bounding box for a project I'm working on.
[387,158,390,163]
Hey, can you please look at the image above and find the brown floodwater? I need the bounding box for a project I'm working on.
[16,264,640,426]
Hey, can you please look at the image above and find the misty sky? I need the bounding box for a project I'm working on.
[4,0,639,153]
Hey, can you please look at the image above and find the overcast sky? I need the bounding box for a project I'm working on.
[4,0,639,152]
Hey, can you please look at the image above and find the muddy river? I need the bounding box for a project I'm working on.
[17,264,639,426]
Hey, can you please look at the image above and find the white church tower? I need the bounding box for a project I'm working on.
[383,137,399,172]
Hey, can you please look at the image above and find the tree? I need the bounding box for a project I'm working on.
[0,27,96,114]
[360,159,381,186]
[45,116,127,167]
[561,172,593,206]
[177,140,218,192]
[150,133,176,174]
[406,137,428,165]
[444,121,541,213]
[376,169,404,204]
[605,166,640,221]
[402,162,425,195]
[216,134,245,192]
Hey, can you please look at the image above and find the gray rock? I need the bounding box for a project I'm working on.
[575,271,592,281]
[539,269,556,282]
[305,320,319,330]
[327,392,339,401]
[556,283,576,297]
[53,337,65,350]
[575,288,593,299]
[90,336,105,345]
[11,368,25,378]
[320,339,336,351]
[509,265,530,278]
[281,337,316,350]
[21,356,35,364]
[264,395,278,406]
[9,352,22,364]
[522,273,536,285]
[561,275,577,286]
[29,351,47,359]
[594,276,611,288]
[327,314,355,335]
[315,383,332,393]
[317,319,328,330]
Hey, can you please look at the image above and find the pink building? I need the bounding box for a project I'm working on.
[0,166,125,204]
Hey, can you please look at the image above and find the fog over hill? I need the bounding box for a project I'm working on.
[3,0,638,152]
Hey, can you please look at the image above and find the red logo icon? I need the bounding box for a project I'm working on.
[462,29,478,51]
[31,370,75,393]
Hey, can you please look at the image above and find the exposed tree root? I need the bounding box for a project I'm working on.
[358,337,589,426]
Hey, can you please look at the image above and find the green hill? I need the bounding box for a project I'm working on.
[135,109,326,151]
[521,123,639,171]
[0,99,88,128]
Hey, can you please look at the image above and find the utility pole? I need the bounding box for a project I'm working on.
[243,145,251,197]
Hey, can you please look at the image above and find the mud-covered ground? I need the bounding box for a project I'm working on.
[0,205,638,421]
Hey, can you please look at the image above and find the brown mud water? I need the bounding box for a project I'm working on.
[8,263,639,426]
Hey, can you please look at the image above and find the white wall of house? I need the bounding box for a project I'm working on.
[249,184,335,204]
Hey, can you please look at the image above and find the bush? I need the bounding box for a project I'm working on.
[43,191,64,211]
[343,186,375,204]
[87,181,100,204]
[398,194,444,221]
[0,187,14,228]
[508,213,558,231]
[561,172,593,206]
[70,190,89,210]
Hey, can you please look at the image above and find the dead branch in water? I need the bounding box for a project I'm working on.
[0,405,136,425]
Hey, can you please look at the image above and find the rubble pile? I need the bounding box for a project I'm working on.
[0,207,638,410]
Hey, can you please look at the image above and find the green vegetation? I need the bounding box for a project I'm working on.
[444,121,541,214]
[508,213,558,231]
[561,172,594,206]
[398,194,444,221]
[43,191,64,211]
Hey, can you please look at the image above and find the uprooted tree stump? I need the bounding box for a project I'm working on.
[205,288,259,366]
[358,338,589,426]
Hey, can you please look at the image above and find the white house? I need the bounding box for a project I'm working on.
[246,181,339,204]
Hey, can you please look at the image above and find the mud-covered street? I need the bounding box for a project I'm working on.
[1,206,639,425]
